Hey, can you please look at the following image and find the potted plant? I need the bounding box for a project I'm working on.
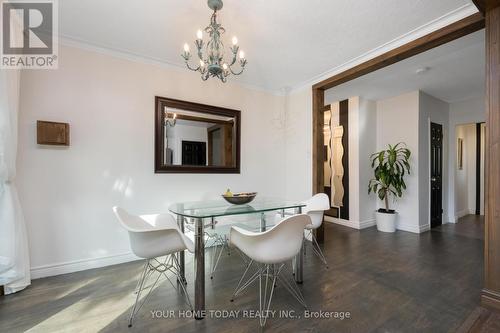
[368,143,411,232]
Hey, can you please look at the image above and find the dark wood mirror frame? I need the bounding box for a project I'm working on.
[155,96,241,174]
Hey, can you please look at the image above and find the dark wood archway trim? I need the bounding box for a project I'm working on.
[473,0,500,14]
[482,2,500,311]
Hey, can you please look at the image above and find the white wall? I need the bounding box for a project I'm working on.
[418,92,449,228]
[17,45,286,278]
[346,97,377,228]
[284,88,313,201]
[447,97,485,222]
[376,91,421,233]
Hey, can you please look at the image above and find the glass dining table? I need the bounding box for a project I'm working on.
[168,197,306,319]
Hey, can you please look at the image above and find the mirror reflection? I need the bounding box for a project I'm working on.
[163,107,237,167]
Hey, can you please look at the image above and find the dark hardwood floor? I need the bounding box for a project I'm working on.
[0,216,484,332]
[434,214,485,241]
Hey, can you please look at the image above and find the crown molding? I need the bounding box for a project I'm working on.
[289,3,480,93]
[58,34,285,96]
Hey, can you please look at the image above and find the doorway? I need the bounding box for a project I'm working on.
[181,140,206,166]
[455,122,486,221]
[430,122,443,228]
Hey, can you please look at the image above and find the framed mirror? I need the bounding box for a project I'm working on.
[155,96,241,173]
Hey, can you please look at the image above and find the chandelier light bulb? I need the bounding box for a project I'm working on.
[232,36,238,45]
[199,60,205,67]
[239,50,245,59]
[222,63,228,70]
[197,29,203,40]
[183,43,190,53]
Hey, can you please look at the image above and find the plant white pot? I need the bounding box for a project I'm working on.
[375,211,397,233]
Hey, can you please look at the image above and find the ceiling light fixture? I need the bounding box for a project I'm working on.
[415,67,431,75]
[181,0,247,83]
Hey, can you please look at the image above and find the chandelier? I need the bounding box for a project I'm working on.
[181,0,247,82]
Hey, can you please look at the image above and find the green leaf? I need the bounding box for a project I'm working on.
[368,143,411,203]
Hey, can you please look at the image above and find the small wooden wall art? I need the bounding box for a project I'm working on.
[37,120,70,146]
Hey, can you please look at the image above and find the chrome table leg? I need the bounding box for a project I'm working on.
[194,217,205,319]
[176,214,186,285]
[295,206,304,284]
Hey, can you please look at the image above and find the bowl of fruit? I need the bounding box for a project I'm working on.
[222,189,257,205]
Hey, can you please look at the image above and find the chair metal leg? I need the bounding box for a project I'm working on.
[278,264,308,309]
[210,235,226,279]
[259,264,278,327]
[134,263,154,294]
[230,259,254,301]
[129,260,149,327]
[138,256,170,293]
[128,254,193,327]
[230,261,307,328]
[310,230,328,268]
[172,255,193,310]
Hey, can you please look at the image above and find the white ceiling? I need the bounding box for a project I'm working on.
[59,0,476,92]
[325,30,485,104]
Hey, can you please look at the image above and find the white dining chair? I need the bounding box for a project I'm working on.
[274,194,330,268]
[112,207,194,327]
[303,193,330,268]
[229,214,311,327]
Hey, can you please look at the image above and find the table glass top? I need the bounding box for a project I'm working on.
[168,197,305,218]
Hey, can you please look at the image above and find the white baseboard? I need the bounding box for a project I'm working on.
[324,216,375,230]
[30,252,140,280]
[456,209,471,220]
[359,219,377,229]
[326,215,430,234]
[444,215,457,224]
[397,222,430,234]
[418,224,431,233]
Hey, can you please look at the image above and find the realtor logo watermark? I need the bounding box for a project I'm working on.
[1,0,58,69]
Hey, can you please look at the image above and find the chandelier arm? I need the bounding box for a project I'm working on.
[202,70,210,81]
[185,61,201,72]
[229,48,238,67]
[228,46,238,66]
[229,66,244,76]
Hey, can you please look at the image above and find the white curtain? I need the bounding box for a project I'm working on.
[0,69,31,294]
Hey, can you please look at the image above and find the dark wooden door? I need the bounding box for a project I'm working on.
[430,122,443,228]
[182,141,206,166]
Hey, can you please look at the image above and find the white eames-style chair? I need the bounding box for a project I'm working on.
[229,214,311,327]
[302,193,330,268]
[112,207,194,327]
